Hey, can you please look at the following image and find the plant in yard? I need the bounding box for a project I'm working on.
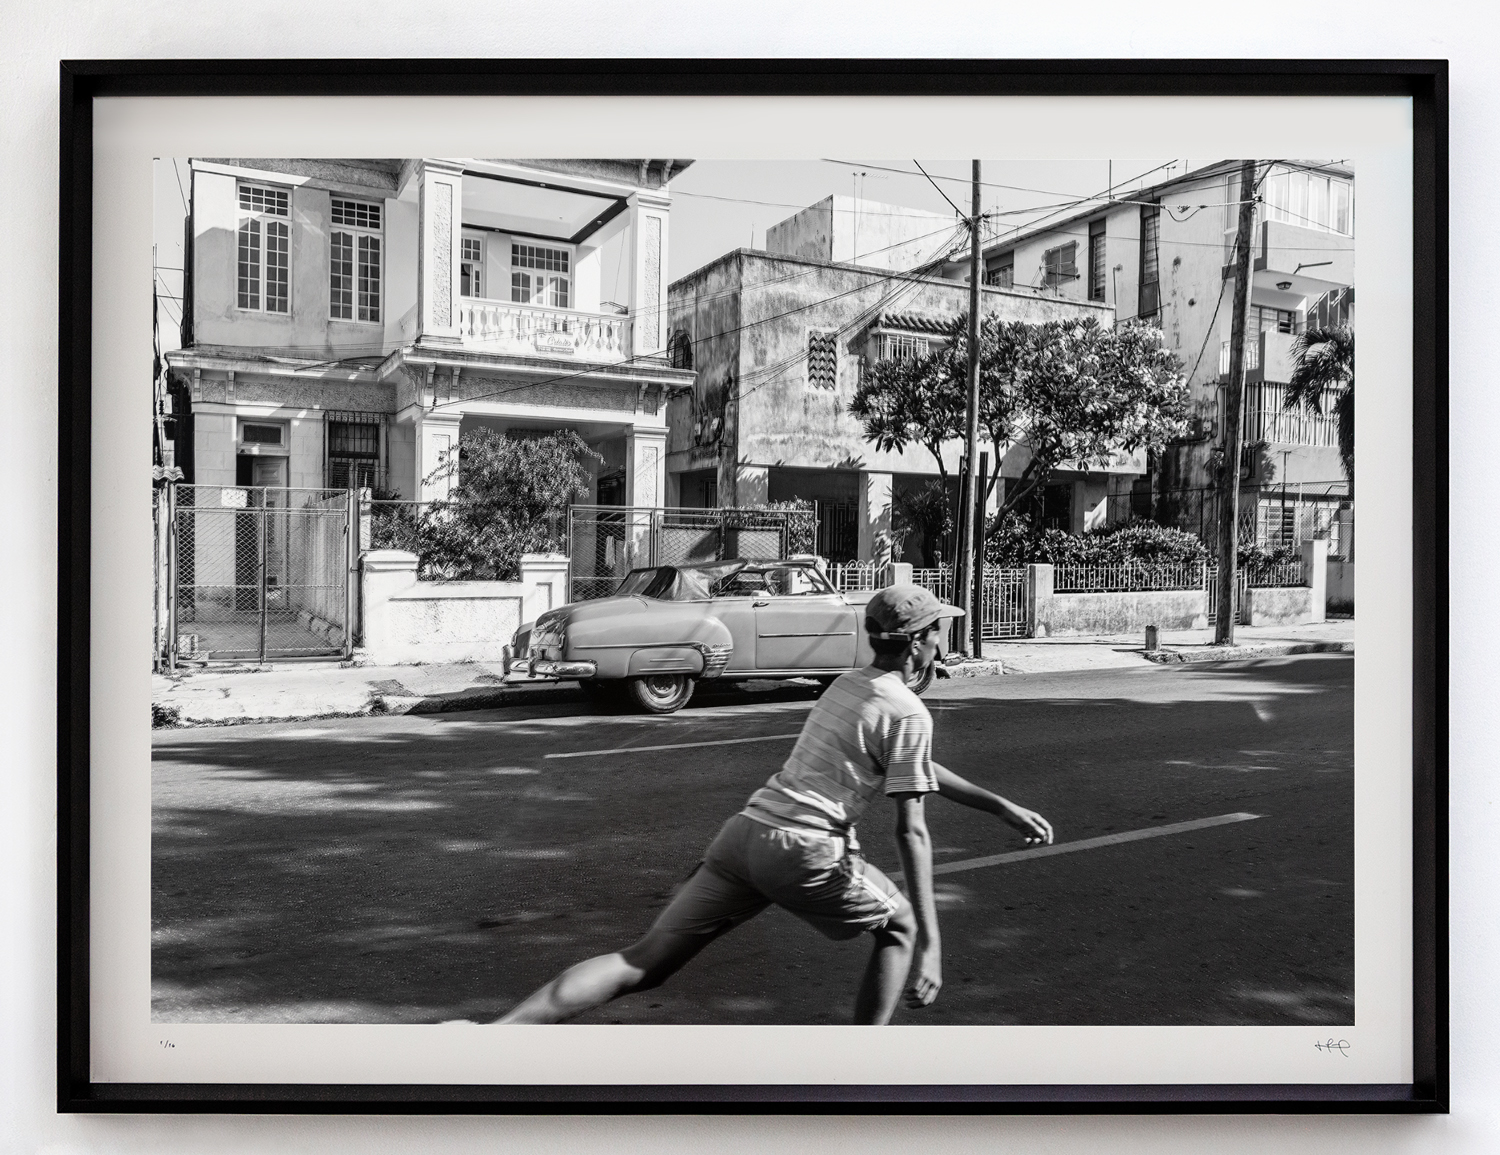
[417,429,601,580]
[892,479,956,568]
[1285,325,1354,490]
[851,314,1190,542]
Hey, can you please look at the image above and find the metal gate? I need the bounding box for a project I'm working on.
[567,505,818,602]
[1204,565,1248,626]
[978,569,1027,639]
[169,484,354,662]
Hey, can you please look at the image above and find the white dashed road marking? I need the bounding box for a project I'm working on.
[545,733,803,759]
[896,812,1265,879]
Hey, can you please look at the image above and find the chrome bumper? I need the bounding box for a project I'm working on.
[508,654,598,680]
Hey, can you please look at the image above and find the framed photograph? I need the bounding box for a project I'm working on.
[59,59,1446,1111]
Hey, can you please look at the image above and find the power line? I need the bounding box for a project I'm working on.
[171,157,189,216]
[912,159,965,218]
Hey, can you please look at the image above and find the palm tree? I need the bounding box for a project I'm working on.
[1286,325,1354,491]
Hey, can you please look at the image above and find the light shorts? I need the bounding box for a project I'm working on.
[651,812,907,942]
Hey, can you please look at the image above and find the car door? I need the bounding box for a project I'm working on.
[752,566,858,671]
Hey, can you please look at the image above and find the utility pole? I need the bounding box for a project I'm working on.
[955,160,983,656]
[1216,159,1259,645]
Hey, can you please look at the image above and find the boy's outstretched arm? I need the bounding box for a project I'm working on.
[933,762,1054,845]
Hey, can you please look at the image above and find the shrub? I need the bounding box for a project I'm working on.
[984,514,1209,568]
[416,429,600,580]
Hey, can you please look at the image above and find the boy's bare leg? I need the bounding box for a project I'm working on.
[851,902,917,1025]
[498,926,715,1024]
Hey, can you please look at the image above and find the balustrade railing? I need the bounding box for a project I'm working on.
[457,298,632,362]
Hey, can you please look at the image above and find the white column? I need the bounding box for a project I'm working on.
[624,426,667,508]
[416,160,464,346]
[416,411,463,502]
[628,191,672,357]
[858,470,894,564]
[1302,537,1328,624]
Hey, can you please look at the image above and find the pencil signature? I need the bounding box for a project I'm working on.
[1313,1039,1350,1057]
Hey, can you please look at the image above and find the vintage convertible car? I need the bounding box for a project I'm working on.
[504,559,942,713]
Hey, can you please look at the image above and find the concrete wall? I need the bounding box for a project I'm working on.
[765,196,957,272]
[1242,585,1315,627]
[1327,559,1354,610]
[1037,589,1209,637]
[360,550,567,664]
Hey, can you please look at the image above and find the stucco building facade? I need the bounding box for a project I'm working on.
[165,157,695,508]
[664,197,1122,565]
[948,160,1355,550]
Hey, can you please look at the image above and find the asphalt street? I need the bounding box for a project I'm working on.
[151,654,1354,1026]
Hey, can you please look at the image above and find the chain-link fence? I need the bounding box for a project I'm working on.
[170,485,351,662]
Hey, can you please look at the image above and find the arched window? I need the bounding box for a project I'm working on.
[668,329,694,370]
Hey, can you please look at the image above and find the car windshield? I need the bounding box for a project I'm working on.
[710,564,836,598]
[613,562,834,601]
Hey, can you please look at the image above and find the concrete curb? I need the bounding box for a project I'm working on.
[1141,641,1354,665]
[936,658,1006,679]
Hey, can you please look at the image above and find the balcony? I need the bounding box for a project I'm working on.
[456,297,633,363]
[1218,330,1297,383]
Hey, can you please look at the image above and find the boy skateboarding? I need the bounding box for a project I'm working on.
[498,585,1053,1025]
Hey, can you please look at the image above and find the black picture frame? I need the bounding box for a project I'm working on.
[58,57,1447,1113]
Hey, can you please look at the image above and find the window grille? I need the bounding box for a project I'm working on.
[668,329,694,370]
[880,332,928,362]
[241,422,284,445]
[325,411,383,490]
[807,332,838,389]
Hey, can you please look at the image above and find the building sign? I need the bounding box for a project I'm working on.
[535,332,575,355]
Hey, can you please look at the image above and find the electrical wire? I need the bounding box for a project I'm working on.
[912,159,966,218]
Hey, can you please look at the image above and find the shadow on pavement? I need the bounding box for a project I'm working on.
[151,656,1352,1026]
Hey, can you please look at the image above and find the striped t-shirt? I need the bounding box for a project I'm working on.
[740,667,939,841]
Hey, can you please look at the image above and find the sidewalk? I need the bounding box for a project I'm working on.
[152,619,1354,728]
[983,618,1354,674]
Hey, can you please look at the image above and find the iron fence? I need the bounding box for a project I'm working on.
[1053,561,1205,593]
[825,561,883,593]
[1243,559,1305,588]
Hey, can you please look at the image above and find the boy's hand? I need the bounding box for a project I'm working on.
[1001,803,1053,845]
[905,943,942,1008]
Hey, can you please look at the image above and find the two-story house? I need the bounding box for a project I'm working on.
[164,158,696,509]
[665,197,1124,565]
[952,160,1355,551]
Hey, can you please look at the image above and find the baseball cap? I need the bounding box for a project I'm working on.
[865,584,966,639]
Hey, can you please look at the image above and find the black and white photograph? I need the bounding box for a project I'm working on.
[146,153,1357,1030]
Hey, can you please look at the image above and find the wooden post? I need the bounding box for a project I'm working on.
[1216,159,1259,645]
[955,160,983,656]
[971,450,987,657]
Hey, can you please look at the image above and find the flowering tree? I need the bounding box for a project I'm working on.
[851,314,1190,540]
